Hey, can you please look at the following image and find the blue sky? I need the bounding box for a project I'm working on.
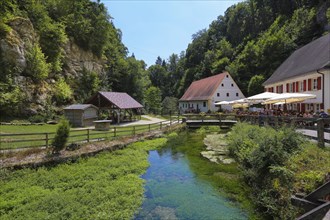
[101,0,242,67]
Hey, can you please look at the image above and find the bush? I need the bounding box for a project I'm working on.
[52,119,70,154]
[53,77,73,104]
[28,114,46,123]
[226,123,306,219]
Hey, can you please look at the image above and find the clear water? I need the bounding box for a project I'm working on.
[134,132,248,220]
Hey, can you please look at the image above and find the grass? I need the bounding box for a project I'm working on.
[0,122,168,150]
[0,138,167,220]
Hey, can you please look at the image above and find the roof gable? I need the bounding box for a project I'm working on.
[86,92,143,109]
[179,72,227,101]
[264,33,330,85]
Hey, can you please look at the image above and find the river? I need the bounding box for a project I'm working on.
[134,130,248,220]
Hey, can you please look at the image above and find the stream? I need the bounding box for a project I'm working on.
[134,131,248,220]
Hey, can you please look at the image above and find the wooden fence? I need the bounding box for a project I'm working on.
[0,118,181,151]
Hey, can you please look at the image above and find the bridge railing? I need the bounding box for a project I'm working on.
[183,114,330,147]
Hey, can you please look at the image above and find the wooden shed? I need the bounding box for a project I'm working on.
[64,104,98,127]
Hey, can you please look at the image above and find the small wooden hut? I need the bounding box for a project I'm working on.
[64,104,98,127]
[85,92,143,124]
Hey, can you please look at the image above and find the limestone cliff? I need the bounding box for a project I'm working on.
[0,17,106,116]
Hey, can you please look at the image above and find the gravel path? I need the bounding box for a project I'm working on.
[119,115,166,126]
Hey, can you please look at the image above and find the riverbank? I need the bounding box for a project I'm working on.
[0,138,168,219]
[0,123,184,169]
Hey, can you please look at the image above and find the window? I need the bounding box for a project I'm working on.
[226,93,229,97]
[226,75,229,78]
[231,83,234,87]
[300,81,304,92]
[203,102,206,107]
[217,93,220,97]
[289,83,293,92]
[236,93,239,97]
[313,78,317,90]
[221,83,224,87]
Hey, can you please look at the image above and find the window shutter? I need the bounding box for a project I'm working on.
[308,79,312,91]
[286,83,289,92]
[317,77,321,90]
[296,82,299,92]
[303,80,306,91]
[293,83,295,92]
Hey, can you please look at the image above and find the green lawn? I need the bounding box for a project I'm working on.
[0,122,167,150]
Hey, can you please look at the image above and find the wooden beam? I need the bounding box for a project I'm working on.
[297,201,330,220]
[291,195,320,211]
[305,181,330,202]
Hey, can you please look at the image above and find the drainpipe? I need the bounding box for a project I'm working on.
[317,68,328,109]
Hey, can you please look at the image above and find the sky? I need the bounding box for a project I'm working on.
[101,0,243,67]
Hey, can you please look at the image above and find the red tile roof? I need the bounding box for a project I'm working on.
[179,72,227,101]
[86,92,143,109]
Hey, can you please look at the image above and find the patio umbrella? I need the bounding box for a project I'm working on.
[246,92,279,104]
[263,93,316,105]
[215,100,231,106]
[229,99,249,108]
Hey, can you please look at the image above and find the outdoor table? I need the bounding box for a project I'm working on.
[93,120,112,131]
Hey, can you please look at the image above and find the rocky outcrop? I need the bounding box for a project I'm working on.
[0,17,106,116]
[62,38,105,78]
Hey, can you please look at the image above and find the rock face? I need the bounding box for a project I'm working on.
[201,134,235,164]
[0,17,105,116]
[63,38,105,78]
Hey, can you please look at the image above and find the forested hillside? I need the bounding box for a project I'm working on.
[151,0,330,99]
[0,0,329,119]
[0,0,150,119]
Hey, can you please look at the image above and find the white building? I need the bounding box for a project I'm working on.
[263,33,330,113]
[179,72,245,113]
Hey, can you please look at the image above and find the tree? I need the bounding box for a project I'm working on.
[52,119,70,154]
[162,97,178,115]
[145,86,162,114]
[25,42,51,82]
[248,75,265,96]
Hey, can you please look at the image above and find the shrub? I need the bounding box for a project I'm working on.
[53,77,73,104]
[28,114,46,123]
[52,119,70,154]
[25,42,50,82]
[226,123,306,219]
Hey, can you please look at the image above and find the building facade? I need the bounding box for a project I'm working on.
[263,33,330,113]
[179,72,245,113]
[64,104,98,127]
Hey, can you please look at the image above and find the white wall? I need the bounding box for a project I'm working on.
[179,101,208,113]
[209,73,245,111]
[323,69,330,113]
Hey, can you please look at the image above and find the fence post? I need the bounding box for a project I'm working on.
[87,129,90,142]
[149,124,151,132]
[160,122,162,129]
[114,127,117,137]
[45,133,49,148]
[274,116,279,127]
[317,118,325,148]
